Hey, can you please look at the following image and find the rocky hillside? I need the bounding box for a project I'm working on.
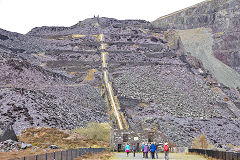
[0,15,240,147]
[0,19,110,134]
[104,23,240,146]
[0,18,151,134]
[152,0,240,83]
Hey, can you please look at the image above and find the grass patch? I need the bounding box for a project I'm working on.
[139,102,148,107]
[74,122,110,143]
[83,69,97,81]
[95,34,104,42]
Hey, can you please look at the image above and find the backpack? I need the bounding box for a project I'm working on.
[164,145,169,151]
[132,145,136,151]
[144,145,149,152]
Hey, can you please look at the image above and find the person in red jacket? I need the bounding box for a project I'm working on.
[164,143,169,160]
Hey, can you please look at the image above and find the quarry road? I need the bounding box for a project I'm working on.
[112,153,207,160]
[99,34,124,130]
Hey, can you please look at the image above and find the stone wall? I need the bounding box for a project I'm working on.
[110,129,167,151]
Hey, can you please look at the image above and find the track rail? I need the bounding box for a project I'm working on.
[99,34,127,130]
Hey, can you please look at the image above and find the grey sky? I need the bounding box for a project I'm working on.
[0,0,205,34]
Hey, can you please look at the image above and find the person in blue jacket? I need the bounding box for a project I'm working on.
[125,143,130,157]
[150,143,156,159]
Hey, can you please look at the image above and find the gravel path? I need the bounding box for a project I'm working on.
[112,152,207,160]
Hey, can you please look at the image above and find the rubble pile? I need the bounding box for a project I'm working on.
[0,140,33,152]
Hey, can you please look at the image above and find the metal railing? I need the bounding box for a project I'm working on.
[8,148,106,160]
[189,148,240,160]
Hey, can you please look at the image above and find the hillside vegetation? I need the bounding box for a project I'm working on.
[18,126,109,149]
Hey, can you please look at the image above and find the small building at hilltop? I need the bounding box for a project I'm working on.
[110,128,167,152]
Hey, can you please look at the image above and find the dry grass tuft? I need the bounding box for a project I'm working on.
[139,102,148,107]
[74,123,110,143]
[83,69,97,81]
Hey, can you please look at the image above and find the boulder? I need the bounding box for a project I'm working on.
[0,140,20,152]
[0,124,18,142]
[48,145,60,149]
[21,142,32,149]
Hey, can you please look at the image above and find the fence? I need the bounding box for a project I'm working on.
[171,147,188,153]
[8,148,106,160]
[189,148,240,160]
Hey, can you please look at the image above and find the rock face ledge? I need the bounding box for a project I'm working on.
[152,0,240,75]
[0,124,18,142]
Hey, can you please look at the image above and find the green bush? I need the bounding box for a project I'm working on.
[74,122,110,142]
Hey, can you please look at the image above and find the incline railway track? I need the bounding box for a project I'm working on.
[98,33,128,130]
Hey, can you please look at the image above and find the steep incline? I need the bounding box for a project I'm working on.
[99,34,127,130]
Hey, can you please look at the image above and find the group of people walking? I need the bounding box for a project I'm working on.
[125,142,169,159]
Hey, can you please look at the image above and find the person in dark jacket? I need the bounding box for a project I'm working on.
[132,144,137,157]
[143,143,149,158]
[142,142,145,158]
[150,143,156,159]
[155,143,163,159]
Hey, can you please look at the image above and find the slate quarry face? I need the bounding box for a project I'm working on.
[0,16,240,147]
[152,0,240,75]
